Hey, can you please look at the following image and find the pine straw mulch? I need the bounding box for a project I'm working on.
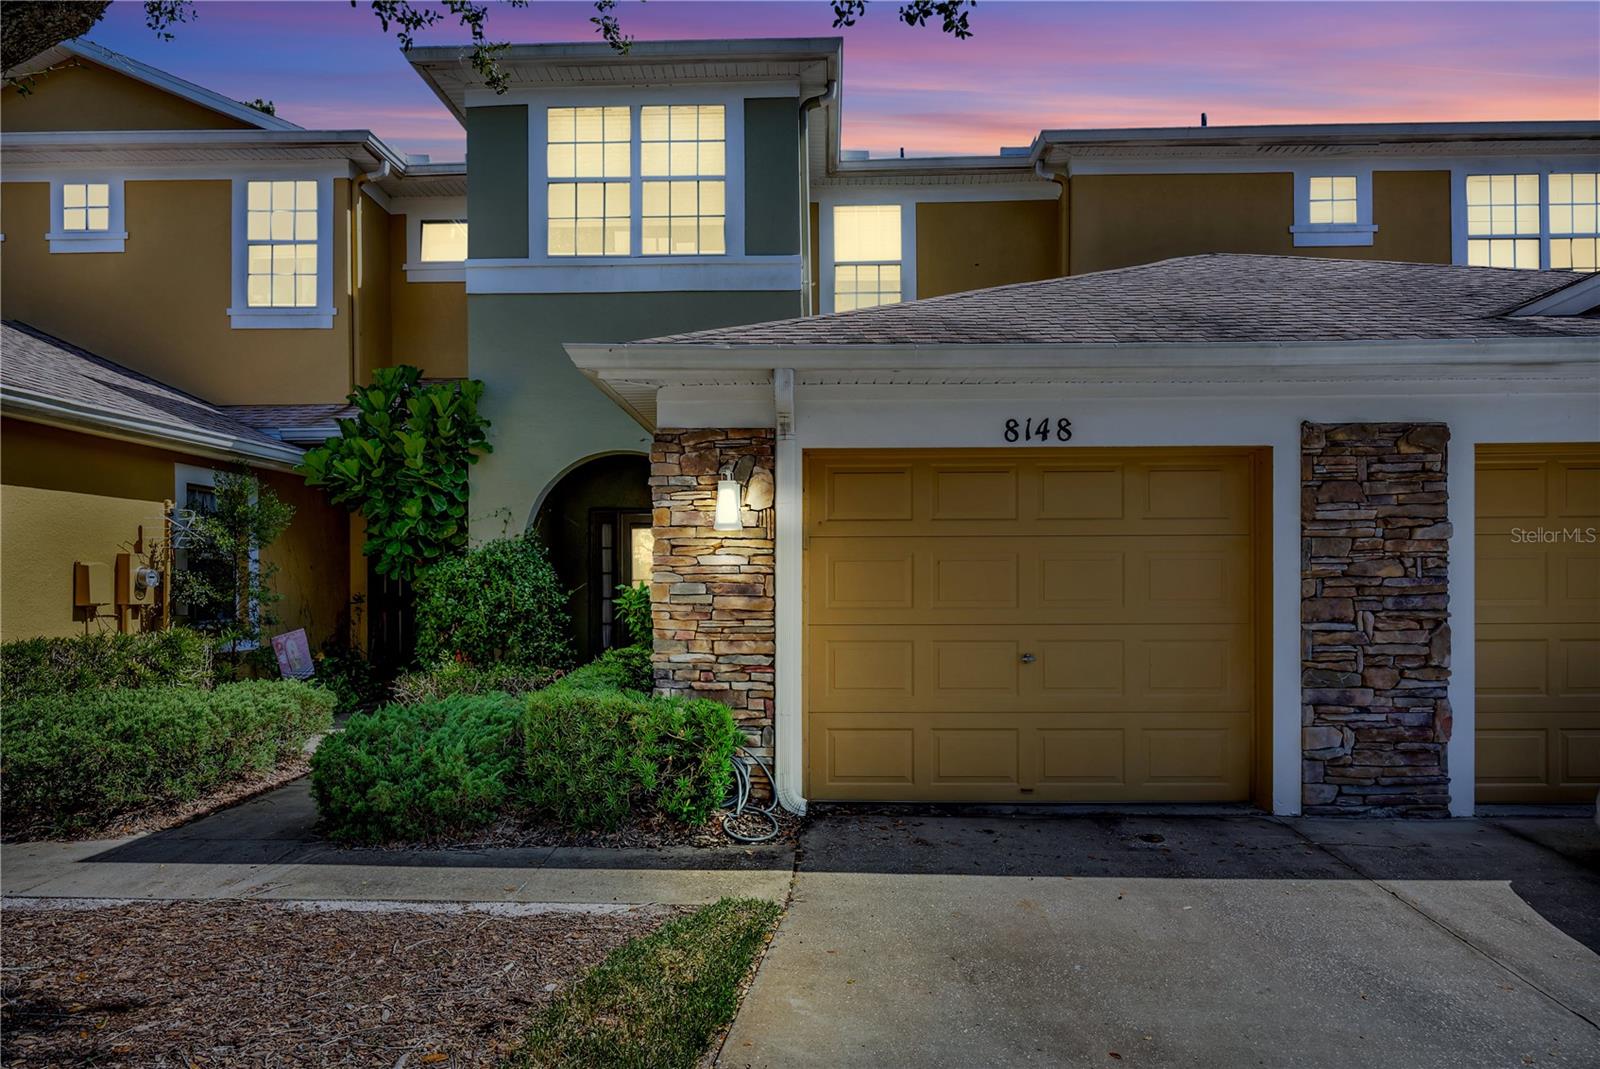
[0,899,672,1068]
[1,758,316,845]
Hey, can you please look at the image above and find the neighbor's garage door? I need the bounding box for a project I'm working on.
[804,448,1262,803]
[1477,444,1600,803]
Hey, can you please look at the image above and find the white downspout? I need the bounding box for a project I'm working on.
[772,367,807,814]
[798,81,836,317]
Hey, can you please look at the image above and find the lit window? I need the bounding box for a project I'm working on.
[547,106,631,256]
[641,105,725,255]
[1307,176,1358,225]
[245,180,318,308]
[1549,172,1599,272]
[419,219,468,262]
[832,204,902,311]
[61,182,110,231]
[1466,173,1540,270]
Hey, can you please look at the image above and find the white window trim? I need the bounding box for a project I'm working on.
[1450,158,1600,270]
[172,464,260,650]
[394,195,468,282]
[818,190,917,314]
[1290,167,1376,247]
[227,175,337,329]
[46,177,127,253]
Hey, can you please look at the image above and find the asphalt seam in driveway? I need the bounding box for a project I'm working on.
[1271,817,1600,1033]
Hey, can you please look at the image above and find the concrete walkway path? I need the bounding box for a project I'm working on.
[720,812,1600,1069]
[1,779,793,909]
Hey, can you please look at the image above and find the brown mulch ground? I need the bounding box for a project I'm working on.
[0,900,669,1067]
[360,803,805,852]
[2,758,317,845]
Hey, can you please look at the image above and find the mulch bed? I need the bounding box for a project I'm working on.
[354,804,804,852]
[1,758,316,845]
[0,900,669,1067]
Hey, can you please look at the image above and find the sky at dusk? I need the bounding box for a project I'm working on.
[85,1,1600,161]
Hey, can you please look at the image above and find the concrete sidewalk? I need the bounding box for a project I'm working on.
[720,812,1600,1069]
[1,780,794,909]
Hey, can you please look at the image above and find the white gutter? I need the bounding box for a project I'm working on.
[0,388,306,468]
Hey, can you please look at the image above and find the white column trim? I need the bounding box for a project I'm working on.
[772,367,807,814]
[1447,436,1477,816]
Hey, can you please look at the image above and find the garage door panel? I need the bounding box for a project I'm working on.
[932,552,1019,609]
[1476,444,1600,803]
[931,465,1020,521]
[820,547,915,611]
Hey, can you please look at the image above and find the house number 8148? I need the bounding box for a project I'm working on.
[1004,417,1073,443]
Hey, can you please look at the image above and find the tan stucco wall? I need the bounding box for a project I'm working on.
[916,199,1059,298]
[1067,170,1453,274]
[0,179,358,404]
[386,214,468,379]
[355,194,394,387]
[1,419,349,647]
[0,60,256,132]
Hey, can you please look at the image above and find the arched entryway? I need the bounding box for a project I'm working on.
[532,452,652,663]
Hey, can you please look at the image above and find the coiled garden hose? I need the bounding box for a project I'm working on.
[722,745,781,843]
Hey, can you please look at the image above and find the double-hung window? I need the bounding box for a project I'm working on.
[832,204,903,311]
[1462,171,1599,271]
[245,180,319,308]
[543,103,726,258]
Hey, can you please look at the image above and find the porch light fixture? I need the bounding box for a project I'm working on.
[714,456,757,532]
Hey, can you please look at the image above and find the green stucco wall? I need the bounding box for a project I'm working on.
[467,290,804,539]
[466,105,529,259]
[743,97,801,256]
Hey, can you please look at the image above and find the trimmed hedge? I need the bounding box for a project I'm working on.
[412,533,572,670]
[0,628,214,704]
[310,693,525,843]
[524,687,739,831]
[389,660,558,706]
[1,680,333,838]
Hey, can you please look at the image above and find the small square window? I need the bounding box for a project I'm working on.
[420,220,468,262]
[1308,176,1358,225]
[61,182,111,232]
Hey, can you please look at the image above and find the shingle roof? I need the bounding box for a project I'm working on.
[228,403,356,437]
[0,321,302,463]
[640,255,1600,347]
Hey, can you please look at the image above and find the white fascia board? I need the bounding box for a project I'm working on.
[0,130,409,173]
[566,336,1600,375]
[0,390,305,468]
[1037,120,1600,148]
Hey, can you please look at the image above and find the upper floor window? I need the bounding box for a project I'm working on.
[641,105,725,255]
[1549,172,1599,273]
[420,219,469,262]
[542,103,726,258]
[1307,176,1357,225]
[832,204,902,311]
[1465,173,1540,269]
[47,178,126,253]
[245,180,318,308]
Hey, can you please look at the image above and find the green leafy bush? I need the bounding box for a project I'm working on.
[552,644,653,695]
[1,680,333,838]
[390,660,558,705]
[313,638,384,716]
[0,628,214,705]
[523,687,739,831]
[615,581,652,648]
[310,694,525,843]
[412,533,572,670]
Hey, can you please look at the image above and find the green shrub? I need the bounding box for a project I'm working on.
[312,638,384,716]
[615,581,652,647]
[1,680,333,838]
[412,533,572,670]
[522,687,738,831]
[310,694,525,843]
[0,628,214,704]
[552,644,653,695]
[390,660,558,705]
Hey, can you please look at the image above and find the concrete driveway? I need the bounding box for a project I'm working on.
[720,812,1600,1069]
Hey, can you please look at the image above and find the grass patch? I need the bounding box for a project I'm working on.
[513,897,782,1069]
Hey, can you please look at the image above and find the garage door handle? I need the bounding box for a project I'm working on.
[1020,653,1037,664]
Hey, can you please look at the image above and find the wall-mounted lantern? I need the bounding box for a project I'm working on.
[714,455,758,532]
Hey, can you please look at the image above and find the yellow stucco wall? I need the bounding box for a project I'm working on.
[1,419,350,646]
[915,200,1059,299]
[1067,170,1453,274]
[0,60,256,132]
[386,213,468,379]
[0,179,361,405]
[355,194,394,387]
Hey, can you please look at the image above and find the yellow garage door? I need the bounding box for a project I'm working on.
[1477,444,1600,803]
[804,448,1265,803]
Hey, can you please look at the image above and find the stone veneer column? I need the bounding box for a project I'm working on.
[650,430,776,766]
[1301,422,1452,816]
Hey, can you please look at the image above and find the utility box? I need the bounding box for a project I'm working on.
[115,553,158,606]
[74,561,111,607]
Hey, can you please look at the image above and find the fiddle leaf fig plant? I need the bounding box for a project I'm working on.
[299,366,491,581]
